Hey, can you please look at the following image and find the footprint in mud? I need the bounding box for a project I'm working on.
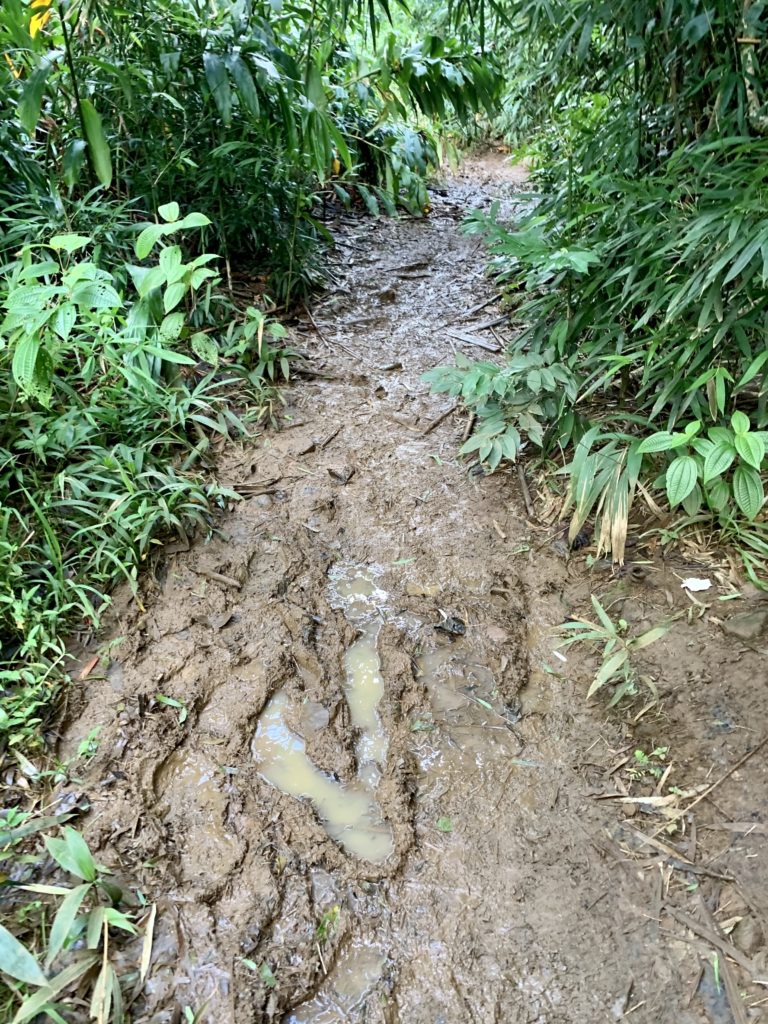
[251,565,394,864]
[286,942,386,1023]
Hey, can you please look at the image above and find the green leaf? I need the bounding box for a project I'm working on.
[190,332,219,365]
[0,923,47,986]
[203,52,232,124]
[665,456,698,506]
[163,281,186,313]
[588,649,628,696]
[731,410,750,436]
[135,224,167,260]
[159,312,185,342]
[12,335,41,392]
[143,345,195,365]
[12,956,100,1024]
[18,61,53,135]
[631,625,669,651]
[259,963,277,988]
[733,465,764,520]
[734,432,765,471]
[229,56,260,116]
[46,884,91,968]
[45,827,97,882]
[48,233,91,253]
[436,816,453,832]
[702,442,736,483]
[158,202,180,223]
[80,99,112,188]
[637,432,688,453]
[62,139,88,188]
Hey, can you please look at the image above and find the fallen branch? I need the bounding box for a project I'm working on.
[421,403,459,436]
[445,328,501,352]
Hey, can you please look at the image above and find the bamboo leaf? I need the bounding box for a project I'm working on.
[80,99,112,188]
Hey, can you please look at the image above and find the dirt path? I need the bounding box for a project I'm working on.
[62,155,768,1024]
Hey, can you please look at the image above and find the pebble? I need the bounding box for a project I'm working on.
[732,915,764,955]
[722,609,768,641]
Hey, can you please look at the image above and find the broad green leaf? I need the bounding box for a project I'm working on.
[12,335,41,392]
[177,212,211,230]
[637,432,688,453]
[158,202,180,223]
[159,312,185,341]
[703,442,736,483]
[45,827,97,881]
[203,52,232,124]
[229,56,260,116]
[736,351,768,389]
[46,883,91,968]
[733,465,764,520]
[163,281,186,313]
[734,432,764,471]
[80,99,112,188]
[0,923,47,986]
[62,139,88,188]
[48,234,91,253]
[135,224,167,261]
[731,410,750,436]
[18,61,53,135]
[51,303,76,341]
[665,456,698,506]
[190,331,219,365]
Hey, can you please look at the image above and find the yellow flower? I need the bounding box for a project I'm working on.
[29,0,53,38]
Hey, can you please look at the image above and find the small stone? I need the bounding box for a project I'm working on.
[732,915,764,956]
[620,598,644,624]
[255,494,273,508]
[722,609,768,641]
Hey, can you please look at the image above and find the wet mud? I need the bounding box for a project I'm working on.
[61,153,768,1024]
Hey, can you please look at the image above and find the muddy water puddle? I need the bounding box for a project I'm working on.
[252,565,394,863]
[251,690,393,862]
[286,943,386,1023]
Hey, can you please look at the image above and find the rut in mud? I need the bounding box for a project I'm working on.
[62,156,768,1024]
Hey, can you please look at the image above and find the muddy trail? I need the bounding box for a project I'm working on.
[62,155,768,1024]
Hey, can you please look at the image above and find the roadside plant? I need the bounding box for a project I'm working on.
[0,826,153,1024]
[558,596,670,706]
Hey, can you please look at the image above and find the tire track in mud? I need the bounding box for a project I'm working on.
[61,156,692,1024]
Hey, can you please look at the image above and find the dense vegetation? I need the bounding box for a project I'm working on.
[2,0,768,1016]
[428,0,768,577]
[0,0,500,763]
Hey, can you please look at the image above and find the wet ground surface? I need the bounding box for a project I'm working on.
[61,153,768,1024]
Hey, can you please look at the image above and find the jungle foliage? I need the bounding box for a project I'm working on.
[0,0,501,767]
[428,0,768,578]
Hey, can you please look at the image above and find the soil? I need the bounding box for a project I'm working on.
[59,152,768,1024]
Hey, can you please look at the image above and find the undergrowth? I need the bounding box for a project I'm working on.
[426,0,768,584]
[0,208,287,766]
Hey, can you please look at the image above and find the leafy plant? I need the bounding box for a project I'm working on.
[639,413,767,521]
[558,596,670,705]
[1,826,153,1024]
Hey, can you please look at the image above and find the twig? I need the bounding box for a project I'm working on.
[316,942,328,975]
[516,463,535,519]
[453,292,502,321]
[665,906,756,975]
[697,898,750,1024]
[461,412,476,443]
[421,403,459,436]
[303,302,361,362]
[445,328,501,352]
[197,569,242,590]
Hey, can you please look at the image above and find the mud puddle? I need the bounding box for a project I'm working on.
[59,151,768,1024]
